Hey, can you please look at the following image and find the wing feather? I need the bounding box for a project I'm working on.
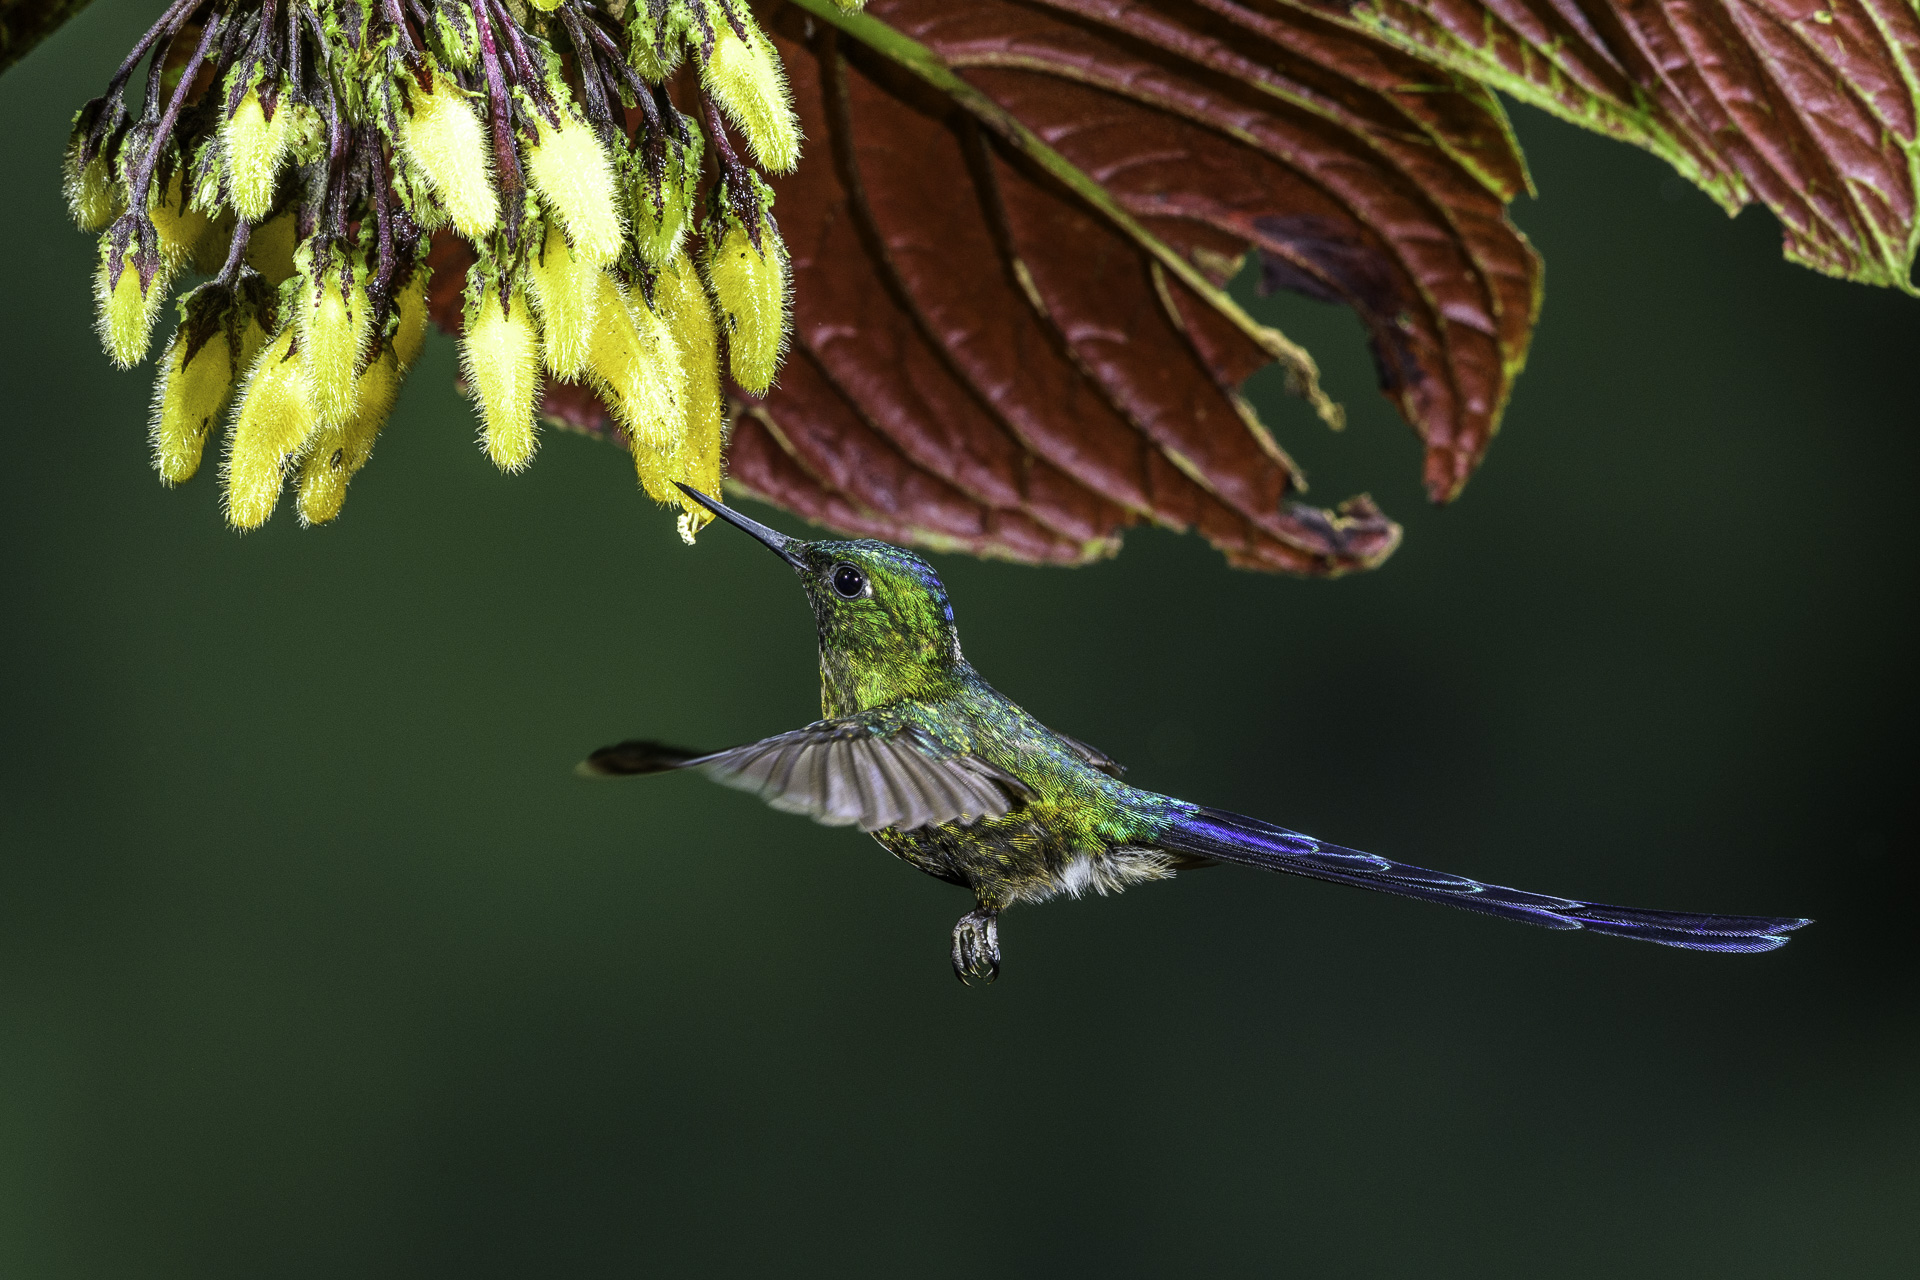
[824,739,860,825]
[867,742,922,831]
[898,743,958,830]
[747,740,796,800]
[871,739,928,831]
[851,739,887,823]
[910,750,965,819]
[756,739,814,816]
[779,736,816,802]
[683,718,1028,832]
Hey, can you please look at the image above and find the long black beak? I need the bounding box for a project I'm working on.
[675,483,807,570]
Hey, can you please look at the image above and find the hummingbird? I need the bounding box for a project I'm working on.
[582,485,1811,984]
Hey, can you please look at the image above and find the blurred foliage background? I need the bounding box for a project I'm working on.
[4,3,1917,1276]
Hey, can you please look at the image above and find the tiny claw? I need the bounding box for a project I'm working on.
[950,908,1000,986]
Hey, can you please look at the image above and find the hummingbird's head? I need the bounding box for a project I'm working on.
[678,486,962,713]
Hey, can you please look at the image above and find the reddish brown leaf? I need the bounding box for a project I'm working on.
[717,0,1545,566]
[896,0,1541,500]
[1300,0,1920,289]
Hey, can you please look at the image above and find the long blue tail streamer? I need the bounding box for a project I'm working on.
[1157,808,1809,953]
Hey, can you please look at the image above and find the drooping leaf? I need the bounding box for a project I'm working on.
[739,0,1544,553]
[1309,0,1920,290]
[501,0,1544,568]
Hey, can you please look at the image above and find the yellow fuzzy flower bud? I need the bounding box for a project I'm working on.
[246,210,299,284]
[655,252,724,528]
[702,22,801,175]
[626,433,674,507]
[236,307,272,370]
[633,181,690,270]
[94,239,175,369]
[63,138,122,232]
[223,88,296,222]
[526,222,600,379]
[431,5,480,70]
[148,285,266,486]
[461,280,543,473]
[189,211,237,276]
[225,325,320,529]
[397,67,500,240]
[704,221,790,395]
[584,272,683,452]
[524,112,624,267]
[633,128,701,268]
[295,248,374,426]
[297,350,403,525]
[628,8,689,84]
[150,171,212,270]
[392,270,431,370]
[150,326,233,485]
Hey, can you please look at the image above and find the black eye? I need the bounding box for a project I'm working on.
[830,563,868,599]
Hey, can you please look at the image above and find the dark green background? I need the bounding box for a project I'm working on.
[4,4,1915,1275]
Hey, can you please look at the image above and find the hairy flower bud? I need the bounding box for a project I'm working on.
[152,330,231,485]
[223,87,295,222]
[633,127,702,268]
[704,220,790,395]
[525,110,625,267]
[149,284,264,485]
[150,171,213,270]
[225,324,320,529]
[392,269,431,370]
[627,3,690,83]
[188,210,238,275]
[431,4,481,70]
[655,252,725,531]
[67,0,813,542]
[397,67,500,240]
[297,349,404,525]
[247,210,299,284]
[585,272,683,451]
[526,222,601,379]
[64,136,123,232]
[701,20,801,175]
[295,248,374,426]
[95,235,176,368]
[236,305,271,368]
[461,276,544,473]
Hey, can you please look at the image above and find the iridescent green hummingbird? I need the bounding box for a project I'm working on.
[582,485,1810,983]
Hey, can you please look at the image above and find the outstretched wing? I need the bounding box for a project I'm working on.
[1157,807,1809,953]
[580,719,1031,833]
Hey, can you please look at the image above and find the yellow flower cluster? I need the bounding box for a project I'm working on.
[66,0,825,536]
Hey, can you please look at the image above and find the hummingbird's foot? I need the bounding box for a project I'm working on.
[950,908,1001,986]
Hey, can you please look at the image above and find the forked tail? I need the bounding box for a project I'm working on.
[1154,807,1809,953]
